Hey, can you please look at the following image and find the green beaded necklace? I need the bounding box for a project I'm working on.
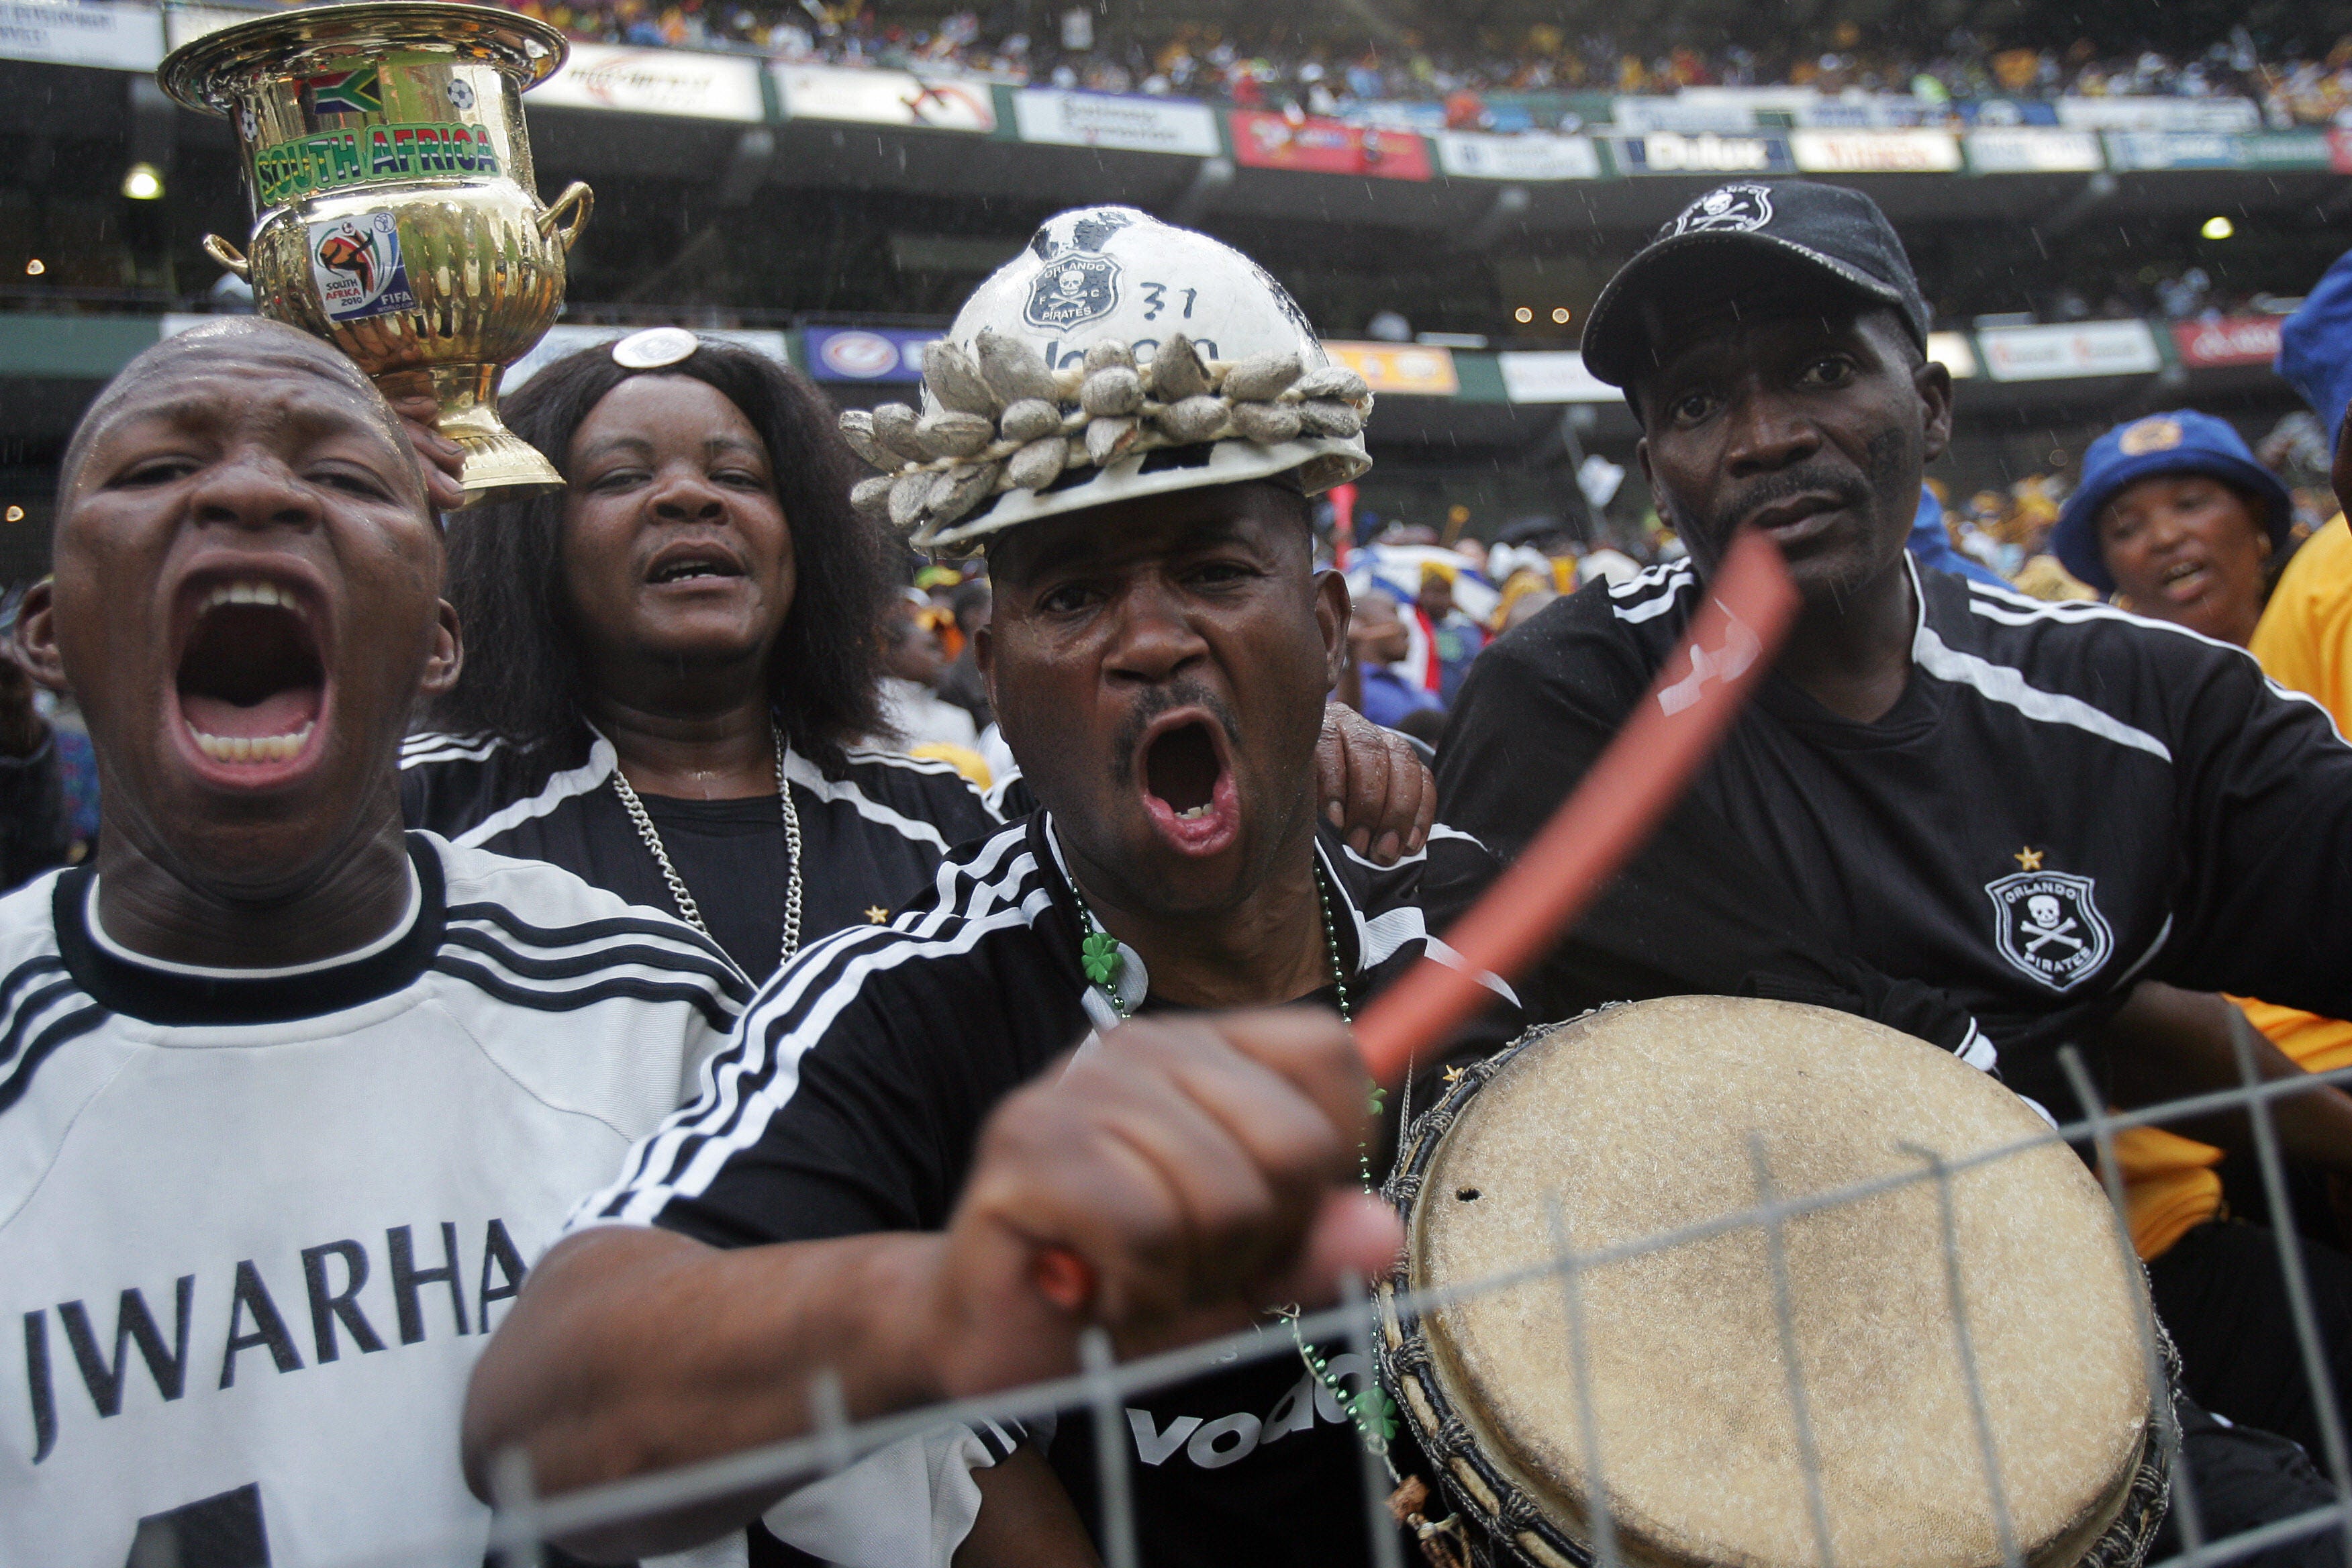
[1072,858,1400,1457]
[1074,861,1353,1028]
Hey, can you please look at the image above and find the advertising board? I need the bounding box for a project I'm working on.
[2102,132,2247,170]
[1228,112,1432,180]
[534,44,765,122]
[1010,90,1222,156]
[1977,321,2163,382]
[1610,132,1795,175]
[1496,350,1616,403]
[803,326,941,383]
[1789,130,1963,173]
[1431,130,1601,181]
[1322,342,1459,396]
[2056,96,2261,133]
[0,1,159,71]
[775,64,996,132]
[1962,128,2104,173]
[1926,331,1979,379]
[2171,316,2284,369]
[162,3,258,50]
[2239,133,2333,170]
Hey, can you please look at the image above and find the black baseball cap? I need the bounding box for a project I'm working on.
[1580,181,1930,390]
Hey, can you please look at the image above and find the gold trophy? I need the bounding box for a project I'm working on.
[159,3,592,504]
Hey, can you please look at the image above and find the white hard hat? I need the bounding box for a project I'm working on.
[838,206,1373,555]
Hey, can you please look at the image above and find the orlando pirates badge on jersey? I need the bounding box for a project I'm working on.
[1985,869,2113,991]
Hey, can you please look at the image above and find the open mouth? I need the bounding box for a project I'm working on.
[646,544,747,587]
[2159,558,2212,601]
[174,579,326,773]
[1136,715,1240,857]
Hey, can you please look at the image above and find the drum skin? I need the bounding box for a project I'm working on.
[1381,997,2159,1568]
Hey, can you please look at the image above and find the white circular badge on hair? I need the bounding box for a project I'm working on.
[611,326,699,370]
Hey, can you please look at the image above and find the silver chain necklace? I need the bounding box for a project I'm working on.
[611,718,803,969]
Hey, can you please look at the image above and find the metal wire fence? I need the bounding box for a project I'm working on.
[309,1042,2352,1568]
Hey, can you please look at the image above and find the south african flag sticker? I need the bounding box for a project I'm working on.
[303,66,381,117]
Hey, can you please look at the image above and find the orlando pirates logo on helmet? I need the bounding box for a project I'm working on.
[1024,253,1121,331]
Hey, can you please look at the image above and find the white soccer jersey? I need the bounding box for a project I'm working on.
[0,832,750,1568]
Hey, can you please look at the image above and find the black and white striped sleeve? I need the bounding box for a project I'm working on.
[567,824,1080,1247]
[435,895,752,1034]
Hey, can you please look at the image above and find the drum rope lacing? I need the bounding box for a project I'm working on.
[611,717,805,971]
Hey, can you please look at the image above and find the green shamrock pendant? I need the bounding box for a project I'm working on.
[1351,1385,1399,1444]
[1081,930,1123,989]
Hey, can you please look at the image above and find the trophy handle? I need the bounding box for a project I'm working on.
[201,234,252,282]
[536,182,593,252]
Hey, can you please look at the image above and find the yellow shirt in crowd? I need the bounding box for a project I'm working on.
[2252,516,2352,728]
[2117,516,2352,1259]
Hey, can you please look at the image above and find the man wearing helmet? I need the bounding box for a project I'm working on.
[463,208,1515,1565]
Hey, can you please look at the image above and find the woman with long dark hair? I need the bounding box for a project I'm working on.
[402,330,1429,986]
[401,331,999,983]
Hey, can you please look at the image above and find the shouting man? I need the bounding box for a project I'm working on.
[462,208,1514,1566]
[0,319,756,1565]
[4,309,1388,1568]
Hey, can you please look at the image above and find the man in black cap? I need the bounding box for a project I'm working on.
[1433,179,2352,1563]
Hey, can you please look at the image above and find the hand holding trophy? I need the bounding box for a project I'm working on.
[159,3,592,505]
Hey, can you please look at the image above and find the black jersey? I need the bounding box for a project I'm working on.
[398,723,1003,983]
[1434,555,2352,1116]
[574,811,1517,1568]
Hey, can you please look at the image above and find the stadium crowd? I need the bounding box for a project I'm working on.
[11,182,2352,1568]
[31,401,2320,873]
[493,0,2352,130]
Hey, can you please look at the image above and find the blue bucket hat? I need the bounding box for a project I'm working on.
[2052,410,2294,594]
[2278,247,2352,454]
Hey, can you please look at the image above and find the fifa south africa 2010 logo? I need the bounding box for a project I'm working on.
[306,211,419,324]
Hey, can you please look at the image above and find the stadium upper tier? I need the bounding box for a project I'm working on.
[21,2,2352,183]
[16,1,2352,136]
[2,4,2346,372]
[507,9,2352,135]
